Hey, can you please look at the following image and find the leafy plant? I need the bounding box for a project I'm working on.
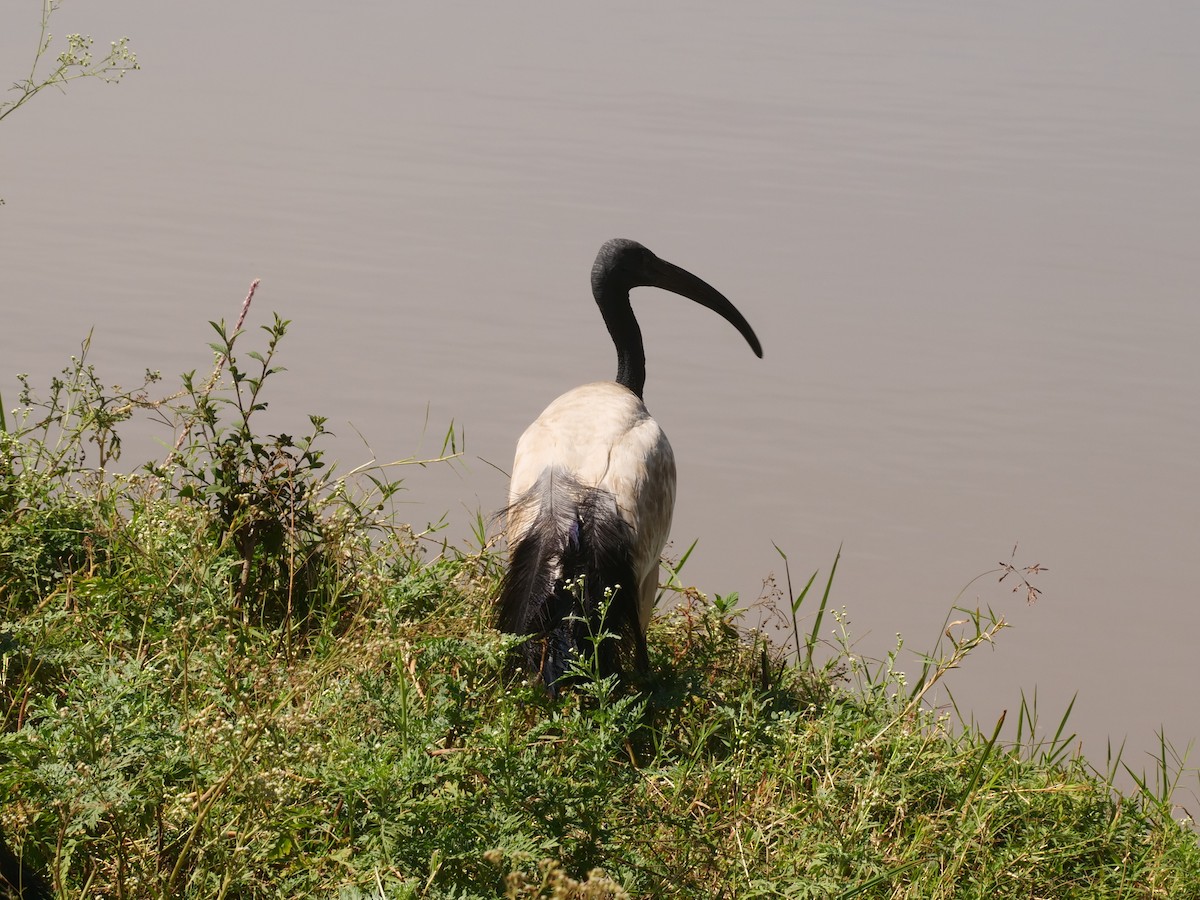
[157,314,335,622]
[1,0,139,202]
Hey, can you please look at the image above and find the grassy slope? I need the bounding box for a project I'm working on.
[1,323,1198,899]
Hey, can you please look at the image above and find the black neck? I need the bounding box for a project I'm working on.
[597,288,646,399]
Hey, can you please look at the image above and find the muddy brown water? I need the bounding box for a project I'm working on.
[3,1,1198,799]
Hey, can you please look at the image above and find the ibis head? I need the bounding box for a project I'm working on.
[590,238,763,398]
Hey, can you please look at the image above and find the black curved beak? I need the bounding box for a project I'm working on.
[645,255,763,358]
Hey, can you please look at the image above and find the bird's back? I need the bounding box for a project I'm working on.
[508,381,676,627]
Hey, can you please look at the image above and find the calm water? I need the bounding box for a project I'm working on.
[3,2,1198,795]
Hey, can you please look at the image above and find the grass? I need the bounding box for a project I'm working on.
[1,308,1198,898]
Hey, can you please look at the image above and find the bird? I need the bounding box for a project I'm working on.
[497,238,762,691]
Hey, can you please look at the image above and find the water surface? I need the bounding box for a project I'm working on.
[3,1,1198,795]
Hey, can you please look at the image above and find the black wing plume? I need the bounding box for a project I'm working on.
[497,467,647,692]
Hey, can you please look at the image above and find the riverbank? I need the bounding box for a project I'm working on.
[2,323,1197,898]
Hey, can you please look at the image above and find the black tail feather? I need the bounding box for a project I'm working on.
[497,468,647,692]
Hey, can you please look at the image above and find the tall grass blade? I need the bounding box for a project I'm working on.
[1042,692,1078,767]
[657,537,699,603]
[805,543,841,669]
[773,542,818,666]
[1016,687,1034,748]
[836,858,933,898]
[960,709,1007,817]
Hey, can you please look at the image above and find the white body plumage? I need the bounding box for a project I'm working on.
[508,381,676,631]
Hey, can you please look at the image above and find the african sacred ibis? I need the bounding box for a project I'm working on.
[497,238,762,690]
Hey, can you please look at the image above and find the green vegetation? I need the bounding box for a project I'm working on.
[2,312,1198,898]
[1,0,138,126]
[2,0,139,204]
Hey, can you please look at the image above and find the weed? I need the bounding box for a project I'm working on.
[1,0,139,204]
[1,320,1197,898]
